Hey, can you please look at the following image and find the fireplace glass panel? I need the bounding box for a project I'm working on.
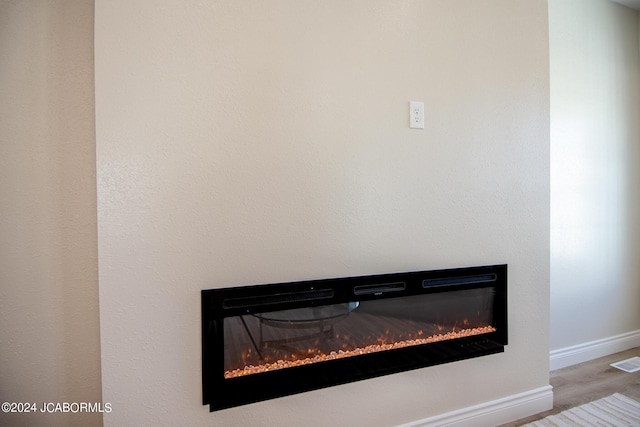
[223,287,496,378]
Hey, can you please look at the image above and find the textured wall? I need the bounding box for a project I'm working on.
[95,1,550,425]
[0,1,102,426]
[549,0,640,351]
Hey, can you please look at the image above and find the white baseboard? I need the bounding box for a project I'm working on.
[397,386,553,427]
[549,330,640,371]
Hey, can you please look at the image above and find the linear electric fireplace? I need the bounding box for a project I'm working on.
[202,264,507,411]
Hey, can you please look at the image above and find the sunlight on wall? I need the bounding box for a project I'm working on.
[550,0,640,350]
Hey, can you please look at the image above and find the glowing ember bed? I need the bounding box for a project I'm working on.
[202,264,507,411]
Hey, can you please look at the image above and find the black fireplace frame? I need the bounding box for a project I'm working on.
[202,264,507,411]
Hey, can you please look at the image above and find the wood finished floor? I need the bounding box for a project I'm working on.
[499,347,640,426]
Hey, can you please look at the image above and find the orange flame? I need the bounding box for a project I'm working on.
[225,325,496,379]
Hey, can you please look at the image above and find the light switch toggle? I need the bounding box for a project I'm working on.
[409,101,425,129]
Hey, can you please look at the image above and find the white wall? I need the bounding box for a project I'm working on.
[549,0,640,353]
[0,1,102,426]
[96,1,550,426]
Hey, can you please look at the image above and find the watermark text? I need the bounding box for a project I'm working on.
[2,401,111,414]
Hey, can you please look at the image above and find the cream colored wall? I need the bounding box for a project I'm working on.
[549,0,640,351]
[96,1,550,426]
[0,1,102,427]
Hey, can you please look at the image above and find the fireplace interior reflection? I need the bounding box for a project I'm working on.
[224,288,496,378]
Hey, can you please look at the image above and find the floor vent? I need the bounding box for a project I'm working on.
[610,356,640,373]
